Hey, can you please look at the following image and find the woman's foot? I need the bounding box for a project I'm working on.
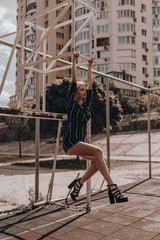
[68,178,83,201]
[108,184,128,204]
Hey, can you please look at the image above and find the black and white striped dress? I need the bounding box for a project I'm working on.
[63,82,93,153]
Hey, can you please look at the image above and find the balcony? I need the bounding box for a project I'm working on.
[26,0,36,12]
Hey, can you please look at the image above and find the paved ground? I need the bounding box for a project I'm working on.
[1,178,160,239]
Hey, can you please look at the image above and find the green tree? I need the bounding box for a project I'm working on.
[2,101,34,157]
[138,92,160,113]
[5,117,31,158]
[44,78,122,135]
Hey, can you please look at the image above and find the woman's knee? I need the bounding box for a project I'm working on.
[93,147,103,158]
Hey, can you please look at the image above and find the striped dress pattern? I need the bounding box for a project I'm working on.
[63,82,93,153]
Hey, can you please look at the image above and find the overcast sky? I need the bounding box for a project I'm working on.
[0,0,17,107]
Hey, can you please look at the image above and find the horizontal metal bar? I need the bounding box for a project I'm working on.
[148,87,160,92]
[79,54,96,63]
[24,67,44,74]
[57,58,149,91]
[0,39,156,92]
[0,31,17,39]
[46,61,88,73]
[0,107,67,120]
[23,52,72,68]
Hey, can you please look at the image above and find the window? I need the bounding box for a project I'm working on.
[117,10,135,18]
[143,81,147,87]
[141,4,146,12]
[56,32,64,39]
[96,64,109,72]
[119,0,135,6]
[56,44,64,50]
[142,55,147,62]
[97,51,109,58]
[119,62,136,72]
[122,89,137,98]
[97,25,109,34]
[45,21,48,28]
[97,11,108,20]
[154,68,160,76]
[117,23,135,32]
[141,17,146,23]
[79,44,90,54]
[95,0,109,8]
[45,0,48,7]
[154,56,159,64]
[142,29,147,36]
[142,42,147,49]
[117,49,136,57]
[142,67,147,74]
[118,36,135,44]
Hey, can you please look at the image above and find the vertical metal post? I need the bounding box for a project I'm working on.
[47,119,63,202]
[35,71,40,203]
[106,78,110,171]
[19,24,25,108]
[43,39,47,111]
[86,119,91,212]
[147,91,151,179]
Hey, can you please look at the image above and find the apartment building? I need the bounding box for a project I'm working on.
[76,0,153,107]
[14,0,153,108]
[152,0,160,85]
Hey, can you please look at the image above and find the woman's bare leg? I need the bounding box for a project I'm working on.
[67,142,114,185]
[80,161,98,184]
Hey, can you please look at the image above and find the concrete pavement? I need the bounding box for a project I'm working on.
[1,178,160,239]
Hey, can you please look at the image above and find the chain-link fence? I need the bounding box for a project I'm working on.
[1,40,160,213]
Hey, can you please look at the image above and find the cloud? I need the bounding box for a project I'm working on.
[0,91,10,107]
[0,0,17,11]
[0,7,16,36]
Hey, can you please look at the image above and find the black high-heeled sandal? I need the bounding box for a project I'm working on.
[68,178,83,202]
[108,184,128,204]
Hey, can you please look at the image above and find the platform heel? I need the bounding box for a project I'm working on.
[68,178,83,202]
[108,184,128,204]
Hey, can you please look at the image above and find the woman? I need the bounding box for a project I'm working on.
[63,52,128,204]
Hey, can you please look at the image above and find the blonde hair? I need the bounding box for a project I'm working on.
[76,81,86,91]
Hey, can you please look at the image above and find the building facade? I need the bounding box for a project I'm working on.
[76,0,153,107]
[152,0,160,85]
[14,0,154,108]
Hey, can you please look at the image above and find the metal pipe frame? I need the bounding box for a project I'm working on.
[1,38,160,206]
[0,31,17,39]
[25,2,72,64]
[46,12,94,71]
